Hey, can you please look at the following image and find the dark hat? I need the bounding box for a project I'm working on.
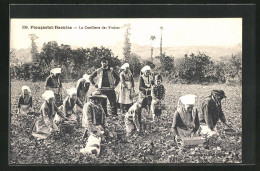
[89,91,107,99]
[100,57,109,61]
[155,75,163,81]
[211,90,227,98]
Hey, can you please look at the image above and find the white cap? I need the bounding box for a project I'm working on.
[42,90,55,101]
[22,85,31,93]
[179,94,197,105]
[51,68,61,74]
[67,87,77,96]
[121,63,130,70]
[141,65,151,73]
[83,74,90,83]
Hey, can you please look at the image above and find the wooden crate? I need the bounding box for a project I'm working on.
[182,137,206,146]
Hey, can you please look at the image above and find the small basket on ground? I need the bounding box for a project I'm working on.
[182,137,206,146]
[60,121,76,136]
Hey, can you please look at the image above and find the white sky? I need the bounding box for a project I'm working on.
[10,18,242,50]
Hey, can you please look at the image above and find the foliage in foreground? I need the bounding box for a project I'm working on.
[10,81,242,164]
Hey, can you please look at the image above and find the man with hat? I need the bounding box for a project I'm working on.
[200,90,231,132]
[89,57,120,116]
[45,67,63,106]
[82,90,107,139]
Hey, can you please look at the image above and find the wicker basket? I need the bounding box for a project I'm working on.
[60,122,75,136]
[182,137,206,146]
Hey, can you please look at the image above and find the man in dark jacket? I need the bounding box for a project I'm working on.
[89,57,120,116]
[200,90,231,131]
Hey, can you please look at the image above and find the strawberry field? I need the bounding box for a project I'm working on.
[9,80,242,164]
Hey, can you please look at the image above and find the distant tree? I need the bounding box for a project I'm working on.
[28,34,39,62]
[156,53,174,74]
[128,53,142,77]
[142,60,155,69]
[123,24,131,62]
[150,35,156,61]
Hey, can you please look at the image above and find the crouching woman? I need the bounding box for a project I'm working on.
[32,90,68,140]
[171,95,200,142]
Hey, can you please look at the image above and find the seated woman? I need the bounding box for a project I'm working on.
[17,86,34,114]
[32,90,68,140]
[151,75,165,124]
[54,87,83,124]
[81,91,107,139]
[200,90,231,136]
[171,95,200,142]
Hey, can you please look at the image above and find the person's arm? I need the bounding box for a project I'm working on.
[54,104,66,119]
[29,96,33,108]
[139,76,146,91]
[171,111,180,136]
[191,108,200,134]
[76,98,84,109]
[45,76,52,89]
[162,85,166,100]
[151,86,157,100]
[85,83,90,93]
[131,74,134,88]
[76,80,81,97]
[89,70,98,86]
[219,106,227,124]
[112,70,120,87]
[42,107,52,126]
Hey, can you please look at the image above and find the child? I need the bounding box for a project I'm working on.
[17,86,34,114]
[151,75,165,124]
[81,90,107,139]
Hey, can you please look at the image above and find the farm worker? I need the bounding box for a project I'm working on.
[75,74,90,113]
[89,57,120,117]
[17,85,34,114]
[54,87,84,124]
[151,75,165,124]
[45,67,63,106]
[171,94,200,142]
[118,63,135,113]
[139,65,154,100]
[32,90,69,140]
[82,90,107,139]
[199,90,231,136]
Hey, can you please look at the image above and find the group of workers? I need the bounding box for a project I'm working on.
[16,56,231,155]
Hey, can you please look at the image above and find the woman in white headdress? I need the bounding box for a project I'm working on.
[139,65,154,99]
[170,94,200,142]
[45,67,63,106]
[17,86,34,114]
[32,90,68,140]
[118,63,135,113]
[54,87,84,124]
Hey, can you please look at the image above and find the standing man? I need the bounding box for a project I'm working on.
[45,67,63,107]
[89,57,120,117]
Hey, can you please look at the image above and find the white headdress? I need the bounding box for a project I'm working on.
[22,85,31,93]
[51,68,61,74]
[83,74,90,83]
[121,63,130,70]
[178,94,197,105]
[67,87,77,96]
[42,90,55,101]
[141,65,151,74]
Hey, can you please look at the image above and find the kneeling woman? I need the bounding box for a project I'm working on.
[54,87,83,124]
[17,86,34,114]
[32,90,68,140]
[125,97,152,136]
[171,95,200,142]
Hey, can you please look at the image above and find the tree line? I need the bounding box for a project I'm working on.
[10,41,242,84]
